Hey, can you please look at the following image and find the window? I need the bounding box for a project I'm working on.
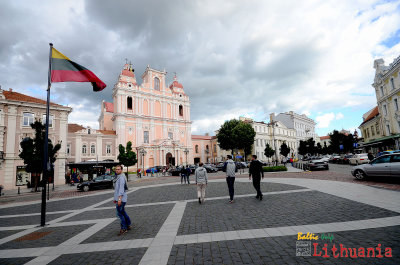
[393,155,400,163]
[42,114,53,128]
[395,98,399,111]
[154,77,160,91]
[373,156,391,164]
[106,145,111,154]
[371,126,375,136]
[82,145,87,154]
[91,145,96,154]
[168,132,173,140]
[23,113,34,126]
[179,105,183,116]
[383,105,388,116]
[214,145,217,152]
[127,96,133,110]
[206,145,209,153]
[390,78,395,90]
[380,86,384,97]
[386,124,391,134]
[376,123,380,134]
[144,131,149,143]
[66,144,71,155]
[195,145,199,153]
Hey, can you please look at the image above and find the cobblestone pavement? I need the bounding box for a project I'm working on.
[0,177,399,264]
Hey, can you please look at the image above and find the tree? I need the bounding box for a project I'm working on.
[279,142,290,158]
[117,141,137,181]
[19,121,61,192]
[316,143,322,154]
[329,130,355,154]
[264,144,275,162]
[216,119,256,158]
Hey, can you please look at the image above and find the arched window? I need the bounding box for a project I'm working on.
[154,77,160,91]
[82,145,87,154]
[179,105,183,116]
[195,145,199,153]
[91,145,96,154]
[127,96,133,110]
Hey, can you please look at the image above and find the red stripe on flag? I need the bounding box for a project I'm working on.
[51,69,106,91]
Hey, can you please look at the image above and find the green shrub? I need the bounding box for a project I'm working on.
[262,166,287,172]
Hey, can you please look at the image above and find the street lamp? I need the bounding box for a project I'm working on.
[139,149,147,175]
[268,121,279,166]
[184,148,189,166]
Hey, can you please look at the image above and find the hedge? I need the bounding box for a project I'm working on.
[262,166,287,172]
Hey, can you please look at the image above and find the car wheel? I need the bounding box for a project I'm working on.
[83,185,89,192]
[354,170,366,180]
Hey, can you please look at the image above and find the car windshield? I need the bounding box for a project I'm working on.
[93,176,104,181]
[372,156,391,164]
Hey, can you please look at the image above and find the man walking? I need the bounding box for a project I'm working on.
[224,155,236,203]
[249,155,264,200]
[114,165,131,236]
[195,162,208,204]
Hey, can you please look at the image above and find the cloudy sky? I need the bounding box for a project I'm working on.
[1,0,400,137]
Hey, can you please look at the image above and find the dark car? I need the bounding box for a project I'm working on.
[204,164,218,173]
[77,175,114,192]
[188,165,198,174]
[306,159,329,171]
[216,163,224,171]
[168,166,182,176]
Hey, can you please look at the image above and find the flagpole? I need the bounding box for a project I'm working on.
[41,43,53,227]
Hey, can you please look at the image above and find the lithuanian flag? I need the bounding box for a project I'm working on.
[50,47,106,92]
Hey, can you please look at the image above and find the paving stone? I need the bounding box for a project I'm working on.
[48,248,147,265]
[168,226,400,265]
[0,212,68,227]
[0,224,91,249]
[177,190,399,235]
[96,182,306,207]
[82,204,174,243]
[0,257,35,265]
[0,229,24,239]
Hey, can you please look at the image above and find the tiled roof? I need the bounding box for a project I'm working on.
[68,123,85,133]
[169,80,183,89]
[104,102,114,113]
[192,135,212,140]
[97,130,116,135]
[360,106,379,126]
[2,89,64,107]
[320,136,330,140]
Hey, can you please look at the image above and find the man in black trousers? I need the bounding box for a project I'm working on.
[249,155,264,200]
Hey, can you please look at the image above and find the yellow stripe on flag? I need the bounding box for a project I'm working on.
[51,48,71,60]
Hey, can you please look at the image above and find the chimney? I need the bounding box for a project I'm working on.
[269,113,275,122]
[9,88,12,92]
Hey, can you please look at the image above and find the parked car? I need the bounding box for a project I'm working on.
[329,155,341,163]
[319,156,330,163]
[338,154,353,164]
[216,163,224,171]
[348,153,369,165]
[204,164,218,173]
[188,165,198,173]
[306,159,329,171]
[168,166,182,176]
[77,175,114,192]
[351,154,400,180]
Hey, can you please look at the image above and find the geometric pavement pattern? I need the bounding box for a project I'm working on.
[0,178,399,265]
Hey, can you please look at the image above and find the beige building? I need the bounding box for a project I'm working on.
[361,56,400,151]
[0,88,71,189]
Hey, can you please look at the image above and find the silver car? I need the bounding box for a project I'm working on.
[351,154,400,180]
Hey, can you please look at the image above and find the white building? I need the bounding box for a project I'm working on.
[240,116,297,162]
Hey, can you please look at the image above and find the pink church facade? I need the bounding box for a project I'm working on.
[99,64,193,169]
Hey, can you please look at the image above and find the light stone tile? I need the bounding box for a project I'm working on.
[224,231,240,241]
[197,233,212,243]
[211,232,225,242]
[264,228,284,237]
[174,236,184,245]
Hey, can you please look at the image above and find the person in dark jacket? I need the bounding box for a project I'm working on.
[249,155,264,200]
[186,166,191,184]
[181,166,187,184]
[367,151,374,162]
